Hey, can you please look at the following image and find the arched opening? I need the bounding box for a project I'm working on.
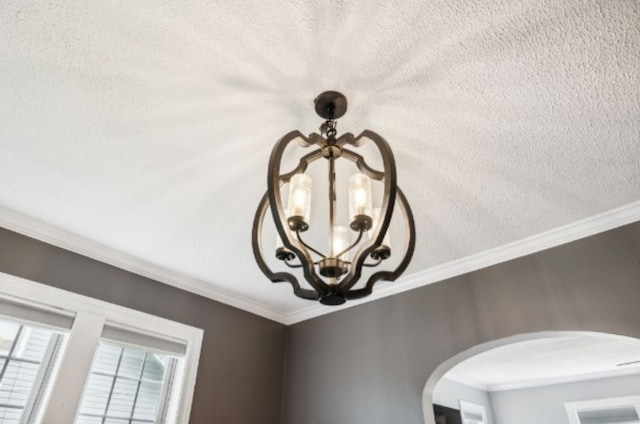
[422,331,640,424]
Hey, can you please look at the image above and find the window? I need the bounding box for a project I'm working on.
[0,318,66,424]
[76,342,179,424]
[577,407,639,424]
[459,401,487,424]
[0,271,203,424]
[566,396,640,424]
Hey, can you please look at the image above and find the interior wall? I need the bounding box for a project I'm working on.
[0,227,286,424]
[490,373,640,424]
[282,221,640,424]
[433,378,495,424]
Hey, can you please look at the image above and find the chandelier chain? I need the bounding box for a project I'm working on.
[320,119,337,138]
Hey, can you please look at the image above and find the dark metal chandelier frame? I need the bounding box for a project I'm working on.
[252,91,416,305]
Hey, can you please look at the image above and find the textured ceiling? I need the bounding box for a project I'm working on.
[443,334,640,390]
[0,1,639,319]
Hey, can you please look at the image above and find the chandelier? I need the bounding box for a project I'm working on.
[252,91,415,305]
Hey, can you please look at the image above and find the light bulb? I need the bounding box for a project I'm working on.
[348,174,372,230]
[332,226,350,260]
[287,174,311,230]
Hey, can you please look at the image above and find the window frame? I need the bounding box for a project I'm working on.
[459,400,487,424]
[0,271,203,424]
[565,395,640,424]
[0,320,65,424]
[76,340,180,424]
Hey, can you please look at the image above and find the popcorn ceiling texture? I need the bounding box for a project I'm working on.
[0,1,638,314]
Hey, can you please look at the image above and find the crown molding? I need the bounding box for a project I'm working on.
[283,200,640,324]
[488,366,640,392]
[441,374,489,392]
[0,206,289,324]
[1,201,640,326]
[443,366,640,393]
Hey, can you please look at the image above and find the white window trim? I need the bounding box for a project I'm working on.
[0,271,203,424]
[459,400,487,424]
[565,395,640,424]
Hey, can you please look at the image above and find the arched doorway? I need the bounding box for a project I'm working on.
[422,331,640,424]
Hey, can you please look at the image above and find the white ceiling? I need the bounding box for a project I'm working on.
[0,1,639,323]
[443,334,640,391]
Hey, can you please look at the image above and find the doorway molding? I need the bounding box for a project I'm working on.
[421,331,633,424]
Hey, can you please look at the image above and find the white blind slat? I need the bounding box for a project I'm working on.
[77,342,175,424]
[0,317,62,424]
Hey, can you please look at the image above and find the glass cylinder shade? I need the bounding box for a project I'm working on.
[287,174,311,226]
[332,226,350,260]
[348,174,372,229]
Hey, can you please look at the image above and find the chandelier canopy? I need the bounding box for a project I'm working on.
[252,91,416,306]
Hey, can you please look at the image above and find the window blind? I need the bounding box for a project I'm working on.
[101,324,186,356]
[76,341,178,424]
[463,411,484,423]
[578,407,640,424]
[0,317,64,424]
[0,298,74,330]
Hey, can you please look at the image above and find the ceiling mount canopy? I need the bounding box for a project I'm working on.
[314,91,348,120]
[252,91,416,306]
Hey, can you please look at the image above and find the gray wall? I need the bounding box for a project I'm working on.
[0,227,286,424]
[490,373,640,424]
[3,221,640,424]
[433,378,495,424]
[282,222,640,424]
